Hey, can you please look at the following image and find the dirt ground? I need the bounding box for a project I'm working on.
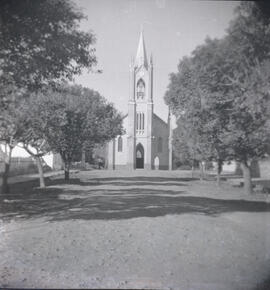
[0,170,270,289]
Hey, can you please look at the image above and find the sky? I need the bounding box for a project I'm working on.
[74,0,240,122]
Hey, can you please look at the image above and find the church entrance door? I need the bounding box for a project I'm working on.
[136,143,144,169]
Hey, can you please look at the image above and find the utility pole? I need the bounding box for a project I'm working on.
[168,108,173,171]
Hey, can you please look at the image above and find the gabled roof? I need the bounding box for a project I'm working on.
[122,113,167,126]
[153,113,168,127]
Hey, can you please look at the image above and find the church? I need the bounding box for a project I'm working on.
[107,30,172,170]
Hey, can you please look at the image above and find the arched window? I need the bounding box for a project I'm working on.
[118,136,123,152]
[158,137,163,153]
[136,112,145,134]
[137,79,145,99]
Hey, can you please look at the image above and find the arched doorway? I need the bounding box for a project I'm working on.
[136,143,144,169]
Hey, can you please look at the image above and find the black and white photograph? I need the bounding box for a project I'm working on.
[0,0,270,289]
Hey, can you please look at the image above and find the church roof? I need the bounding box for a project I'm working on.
[134,29,148,69]
[153,113,168,127]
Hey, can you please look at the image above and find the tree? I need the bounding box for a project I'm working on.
[219,54,270,193]
[31,85,123,181]
[165,2,270,193]
[189,21,270,191]
[0,0,97,93]
[165,54,225,182]
[217,2,270,193]
[191,38,233,185]
[0,0,98,192]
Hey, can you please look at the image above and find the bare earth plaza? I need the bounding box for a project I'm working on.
[1,1,270,290]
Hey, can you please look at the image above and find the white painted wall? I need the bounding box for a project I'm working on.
[1,144,53,168]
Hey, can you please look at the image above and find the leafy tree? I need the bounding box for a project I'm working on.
[189,26,270,191]
[217,2,270,193]
[31,85,123,181]
[0,0,97,92]
[191,38,233,185]
[165,55,223,182]
[165,2,270,193]
[0,0,98,192]
[172,128,193,168]
[218,54,270,193]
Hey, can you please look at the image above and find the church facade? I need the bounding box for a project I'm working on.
[107,31,171,170]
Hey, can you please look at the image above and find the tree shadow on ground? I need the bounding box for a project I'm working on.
[47,176,194,187]
[0,177,270,222]
[48,178,100,186]
[86,176,198,183]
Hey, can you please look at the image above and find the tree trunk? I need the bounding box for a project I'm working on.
[1,147,13,194]
[64,162,70,181]
[2,163,10,194]
[241,161,252,194]
[35,156,45,188]
[191,159,195,179]
[199,161,204,181]
[81,150,86,169]
[216,159,223,187]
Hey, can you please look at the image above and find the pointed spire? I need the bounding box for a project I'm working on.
[134,28,148,69]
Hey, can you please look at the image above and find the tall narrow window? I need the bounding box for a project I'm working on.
[136,112,145,134]
[137,79,145,99]
[158,137,163,153]
[136,113,139,130]
[118,136,123,152]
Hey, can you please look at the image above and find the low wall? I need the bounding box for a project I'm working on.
[0,157,37,177]
[0,156,52,177]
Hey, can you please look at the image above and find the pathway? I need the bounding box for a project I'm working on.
[0,170,270,289]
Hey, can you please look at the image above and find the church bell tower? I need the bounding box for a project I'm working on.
[127,29,153,170]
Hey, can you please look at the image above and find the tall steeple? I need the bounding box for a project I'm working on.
[127,28,153,170]
[134,28,148,69]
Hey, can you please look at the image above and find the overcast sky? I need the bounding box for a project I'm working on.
[74,0,240,121]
